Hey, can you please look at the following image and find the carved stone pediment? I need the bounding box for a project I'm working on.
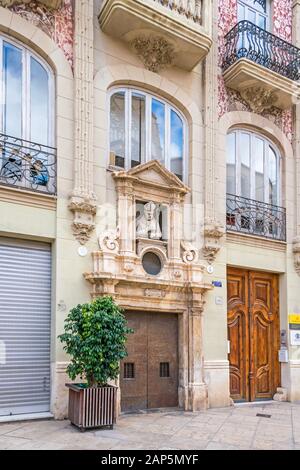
[0,0,63,9]
[113,160,189,200]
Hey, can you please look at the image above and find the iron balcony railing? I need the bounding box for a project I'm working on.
[226,193,286,241]
[0,133,56,195]
[222,20,300,81]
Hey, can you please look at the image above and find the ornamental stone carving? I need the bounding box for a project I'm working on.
[132,35,175,73]
[68,198,97,245]
[239,87,278,113]
[136,201,162,240]
[293,236,300,275]
[98,227,120,253]
[181,240,199,264]
[203,218,224,264]
[0,0,63,8]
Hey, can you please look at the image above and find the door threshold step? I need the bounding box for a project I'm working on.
[0,412,53,423]
[234,400,276,407]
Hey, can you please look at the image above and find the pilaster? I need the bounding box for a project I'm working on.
[69,0,97,245]
[292,0,300,272]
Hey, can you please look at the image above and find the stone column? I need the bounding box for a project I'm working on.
[69,0,97,245]
[203,0,224,260]
[292,0,300,272]
[169,193,183,261]
[188,294,208,410]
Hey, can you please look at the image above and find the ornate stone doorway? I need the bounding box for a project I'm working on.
[120,311,178,412]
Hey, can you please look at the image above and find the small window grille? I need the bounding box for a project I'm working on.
[124,363,135,379]
[160,362,170,378]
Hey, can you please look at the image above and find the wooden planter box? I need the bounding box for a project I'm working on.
[66,384,117,431]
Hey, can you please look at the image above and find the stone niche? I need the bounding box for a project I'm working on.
[84,160,212,411]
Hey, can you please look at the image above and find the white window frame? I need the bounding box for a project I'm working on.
[227,128,282,206]
[0,33,55,147]
[108,87,188,183]
[237,0,270,30]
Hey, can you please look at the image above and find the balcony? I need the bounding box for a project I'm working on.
[98,0,212,71]
[226,194,286,242]
[0,133,56,196]
[222,21,300,110]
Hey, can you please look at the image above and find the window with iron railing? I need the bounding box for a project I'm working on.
[226,129,286,241]
[0,35,56,195]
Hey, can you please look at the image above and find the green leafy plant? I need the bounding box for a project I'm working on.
[58,296,133,387]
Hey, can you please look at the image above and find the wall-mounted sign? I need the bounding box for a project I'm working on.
[78,246,88,257]
[278,348,289,363]
[207,265,214,274]
[212,281,222,288]
[215,296,223,305]
[288,314,300,325]
[290,330,300,346]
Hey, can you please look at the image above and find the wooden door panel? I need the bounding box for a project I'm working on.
[121,312,178,411]
[227,269,280,402]
[249,272,280,400]
[147,313,178,409]
[120,312,148,411]
[227,269,249,401]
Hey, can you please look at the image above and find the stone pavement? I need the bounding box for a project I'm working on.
[1,401,300,450]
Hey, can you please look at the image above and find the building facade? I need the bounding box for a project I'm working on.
[0,0,300,420]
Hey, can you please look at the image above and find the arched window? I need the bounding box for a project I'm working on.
[0,35,53,146]
[237,0,269,29]
[226,129,280,206]
[109,88,187,181]
[0,35,54,193]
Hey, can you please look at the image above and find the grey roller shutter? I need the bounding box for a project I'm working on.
[0,238,51,416]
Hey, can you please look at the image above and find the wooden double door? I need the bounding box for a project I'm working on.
[120,311,178,412]
[227,268,280,402]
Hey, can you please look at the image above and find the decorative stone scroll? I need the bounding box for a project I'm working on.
[132,35,175,73]
[181,240,199,264]
[0,0,63,8]
[98,227,120,253]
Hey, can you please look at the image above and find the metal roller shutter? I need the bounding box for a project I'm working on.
[0,238,51,416]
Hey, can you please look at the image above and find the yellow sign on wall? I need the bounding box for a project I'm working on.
[289,314,300,324]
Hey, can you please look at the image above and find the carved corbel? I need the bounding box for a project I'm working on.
[202,219,224,264]
[239,86,278,113]
[69,196,97,245]
[131,35,175,73]
[293,236,300,275]
[0,0,63,9]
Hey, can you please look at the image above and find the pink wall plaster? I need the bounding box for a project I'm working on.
[8,0,74,68]
[218,0,293,141]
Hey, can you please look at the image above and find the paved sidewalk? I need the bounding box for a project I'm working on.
[1,402,300,450]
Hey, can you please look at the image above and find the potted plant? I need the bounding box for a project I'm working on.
[58,296,133,431]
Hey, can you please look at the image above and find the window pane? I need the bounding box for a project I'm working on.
[3,42,22,138]
[151,99,165,164]
[238,3,245,21]
[131,93,145,168]
[226,133,236,194]
[254,136,264,202]
[240,132,250,198]
[170,110,183,180]
[110,92,125,168]
[30,58,49,145]
[269,146,277,205]
[258,14,266,29]
[248,9,256,23]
